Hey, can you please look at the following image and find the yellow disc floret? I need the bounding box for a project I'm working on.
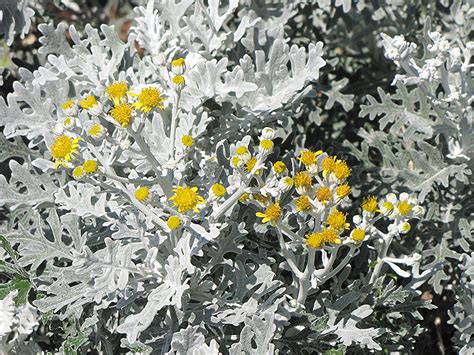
[294,171,312,189]
[236,146,249,155]
[397,200,413,216]
[316,186,332,203]
[72,166,85,180]
[167,216,181,230]
[335,183,351,198]
[245,157,258,173]
[106,81,128,105]
[306,232,324,248]
[133,87,166,112]
[50,135,80,168]
[80,95,98,110]
[362,196,378,213]
[110,103,133,127]
[88,123,104,138]
[333,160,351,180]
[351,228,366,242]
[322,156,336,173]
[296,195,311,212]
[299,149,322,167]
[327,209,349,230]
[211,183,226,197]
[182,135,193,147]
[306,228,341,248]
[273,161,287,174]
[256,203,281,224]
[83,160,98,174]
[259,139,274,151]
[61,99,75,110]
[170,186,205,213]
[135,186,150,202]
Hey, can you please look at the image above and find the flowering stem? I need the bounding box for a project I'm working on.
[296,249,315,304]
[169,92,181,161]
[320,244,356,283]
[277,230,303,279]
[369,231,395,284]
[210,184,247,221]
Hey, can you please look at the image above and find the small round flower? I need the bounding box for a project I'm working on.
[171,58,186,75]
[63,116,75,129]
[167,215,181,230]
[261,127,276,140]
[211,183,226,198]
[231,156,242,168]
[131,87,166,112]
[50,135,81,168]
[182,135,193,148]
[273,161,287,174]
[83,160,98,174]
[256,203,281,224]
[61,99,77,116]
[110,103,133,127]
[335,183,351,199]
[397,200,413,216]
[333,160,351,180]
[306,232,324,249]
[135,186,150,202]
[259,139,274,155]
[172,75,185,91]
[294,171,312,194]
[80,95,102,115]
[399,222,411,234]
[235,146,251,161]
[298,149,322,168]
[327,209,349,230]
[351,228,366,242]
[362,196,378,214]
[88,123,106,139]
[315,186,332,203]
[239,192,250,203]
[245,157,259,174]
[296,195,311,212]
[106,81,129,105]
[72,166,85,180]
[278,176,294,192]
[321,156,336,175]
[170,186,205,213]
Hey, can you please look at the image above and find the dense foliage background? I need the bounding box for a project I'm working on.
[0,0,472,354]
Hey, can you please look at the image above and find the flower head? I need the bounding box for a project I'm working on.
[362,196,378,214]
[256,203,281,224]
[298,149,322,168]
[306,228,341,248]
[110,103,133,127]
[296,195,311,212]
[182,135,193,148]
[273,161,287,174]
[351,228,366,242]
[170,186,205,213]
[315,186,332,203]
[335,183,351,199]
[50,135,81,168]
[245,157,259,174]
[80,95,98,110]
[171,58,186,75]
[327,209,349,230]
[321,156,336,174]
[88,123,106,139]
[131,87,166,112]
[259,139,274,154]
[106,81,128,105]
[83,160,98,174]
[61,99,77,115]
[211,183,226,198]
[135,186,150,202]
[172,75,185,91]
[294,171,312,194]
[167,216,181,230]
[333,160,351,180]
[72,166,85,180]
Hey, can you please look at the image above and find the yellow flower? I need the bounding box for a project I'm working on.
[169,186,205,213]
[362,196,378,213]
[327,209,349,230]
[80,95,98,110]
[171,58,186,74]
[50,135,81,168]
[351,228,366,242]
[135,186,150,202]
[253,193,269,205]
[397,200,413,216]
[106,81,128,105]
[315,186,332,203]
[298,149,322,167]
[231,156,241,168]
[61,99,75,110]
[167,216,181,230]
[83,160,98,174]
[245,157,259,174]
[380,201,394,214]
[400,222,411,234]
[294,171,312,192]
[211,183,226,197]
[132,87,166,112]
[256,203,281,224]
[273,161,287,174]
[72,166,85,180]
[236,146,249,155]
[239,192,250,203]
[172,75,185,91]
[110,103,133,127]
[296,195,311,212]
[321,156,336,174]
[88,123,105,138]
[182,135,193,147]
[306,228,341,248]
[333,160,351,180]
[335,183,351,198]
[306,232,324,248]
[259,139,274,152]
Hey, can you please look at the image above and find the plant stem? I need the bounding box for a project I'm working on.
[169,92,181,161]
